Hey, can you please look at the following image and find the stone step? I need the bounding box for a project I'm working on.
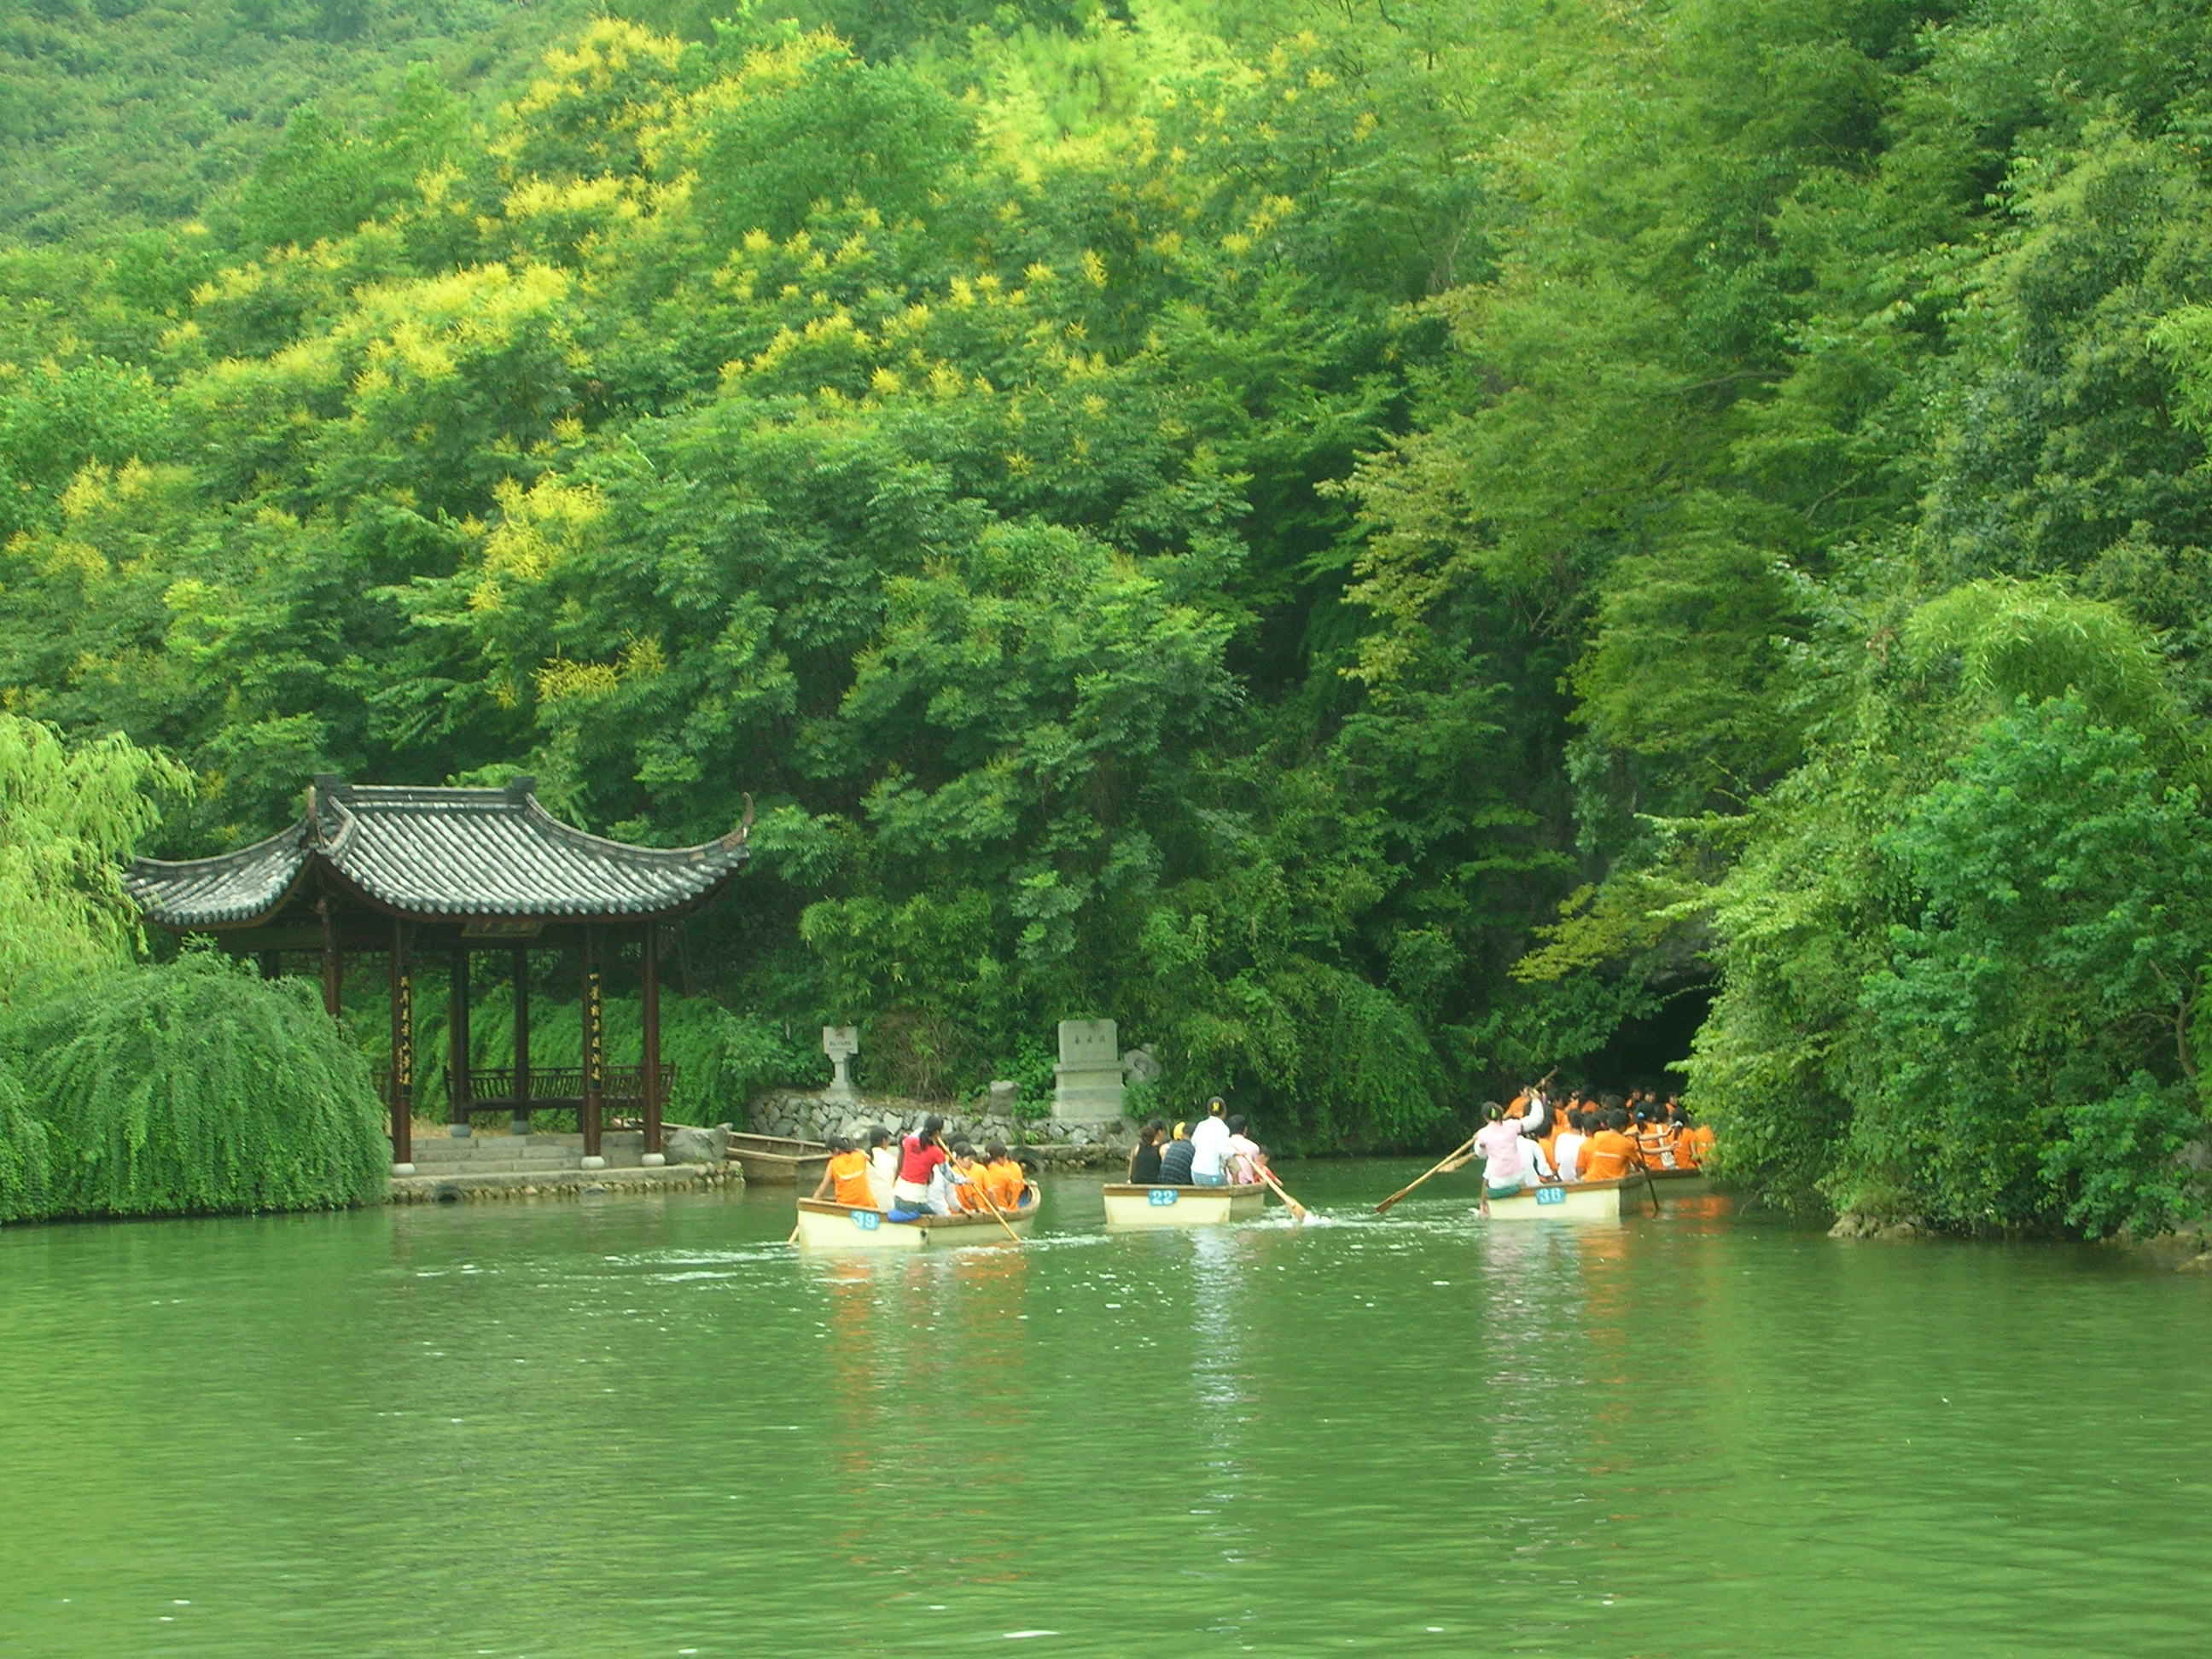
[389,1163,741,1204]
[411,1146,579,1166]
[409,1144,655,1172]
[405,1155,655,1175]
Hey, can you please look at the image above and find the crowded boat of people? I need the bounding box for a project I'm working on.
[1464,1083,1714,1213]
[1123,1097,1278,1190]
[807,1115,1040,1220]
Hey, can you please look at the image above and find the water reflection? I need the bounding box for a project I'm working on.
[7,1170,2212,1659]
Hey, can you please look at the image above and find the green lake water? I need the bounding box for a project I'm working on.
[3,1161,2208,1657]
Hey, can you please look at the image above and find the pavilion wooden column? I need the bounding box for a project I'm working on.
[640,923,663,1158]
[449,946,472,1135]
[580,926,604,1159]
[389,920,415,1167]
[258,948,280,981]
[510,947,532,1137]
[318,896,343,1019]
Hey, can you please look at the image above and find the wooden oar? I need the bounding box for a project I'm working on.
[1376,1133,1477,1214]
[1259,1167,1310,1224]
[969,1177,1026,1244]
[1382,1068,1561,1215]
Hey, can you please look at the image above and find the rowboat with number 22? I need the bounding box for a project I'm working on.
[1101,1184,1268,1228]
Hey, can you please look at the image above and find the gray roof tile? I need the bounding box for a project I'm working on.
[125,780,749,928]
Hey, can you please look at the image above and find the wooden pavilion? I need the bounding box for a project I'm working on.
[123,776,750,1168]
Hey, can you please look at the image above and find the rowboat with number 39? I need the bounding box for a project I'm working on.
[1101,1183,1269,1228]
[793,1190,1039,1249]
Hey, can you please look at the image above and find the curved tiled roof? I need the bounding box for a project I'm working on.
[125,777,749,928]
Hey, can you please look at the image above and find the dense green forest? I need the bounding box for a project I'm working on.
[6,0,2212,1233]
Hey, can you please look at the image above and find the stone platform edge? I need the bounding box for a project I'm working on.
[389,1163,743,1204]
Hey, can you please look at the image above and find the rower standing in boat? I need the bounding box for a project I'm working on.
[1472,1101,1553,1217]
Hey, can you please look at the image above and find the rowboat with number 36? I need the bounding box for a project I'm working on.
[1102,1183,1269,1228]
[793,1190,1039,1249]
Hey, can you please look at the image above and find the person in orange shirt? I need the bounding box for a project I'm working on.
[946,1143,988,1213]
[1673,1103,1716,1168]
[980,1142,1028,1213]
[811,1136,877,1208]
[1633,1103,1679,1168]
[1580,1108,1646,1181]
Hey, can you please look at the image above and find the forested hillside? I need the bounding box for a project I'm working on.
[0,1,609,243]
[6,0,2212,1232]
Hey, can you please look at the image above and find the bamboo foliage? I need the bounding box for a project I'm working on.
[2,953,388,1220]
[405,981,810,1123]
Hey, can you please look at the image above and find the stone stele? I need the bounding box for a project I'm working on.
[821,1025,859,1103]
[1053,1018,1125,1121]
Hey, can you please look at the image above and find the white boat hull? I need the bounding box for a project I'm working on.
[1102,1183,1268,1228]
[795,1196,1037,1249]
[1481,1168,1709,1220]
[1483,1179,1633,1220]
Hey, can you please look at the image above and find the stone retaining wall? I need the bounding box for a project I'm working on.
[749,1091,1134,1167]
[389,1163,742,1204]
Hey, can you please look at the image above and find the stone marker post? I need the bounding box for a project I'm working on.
[1053,1019,1126,1121]
[822,1026,859,1103]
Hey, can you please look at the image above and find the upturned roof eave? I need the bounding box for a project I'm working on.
[125,793,752,932]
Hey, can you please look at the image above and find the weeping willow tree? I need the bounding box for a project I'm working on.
[0,1062,51,1223]
[2,953,389,1219]
[0,715,391,1222]
[0,713,189,994]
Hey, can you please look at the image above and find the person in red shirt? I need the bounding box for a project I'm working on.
[889,1116,947,1219]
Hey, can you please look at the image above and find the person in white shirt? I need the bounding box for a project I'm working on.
[864,1126,899,1209]
[1190,1097,1233,1186]
[1552,1110,1588,1184]
[925,1141,974,1215]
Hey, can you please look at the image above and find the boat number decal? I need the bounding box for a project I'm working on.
[1148,1188,1179,1206]
[850,1208,881,1230]
[1536,1186,1566,1206]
